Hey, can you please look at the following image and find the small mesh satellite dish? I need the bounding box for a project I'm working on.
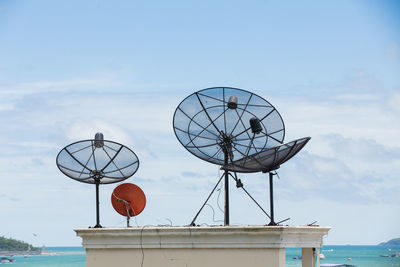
[56,133,139,228]
[111,183,146,227]
[221,137,310,173]
[173,87,310,226]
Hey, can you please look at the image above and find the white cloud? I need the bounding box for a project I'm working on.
[316,134,400,166]
[278,90,400,148]
[63,119,133,145]
[275,134,400,205]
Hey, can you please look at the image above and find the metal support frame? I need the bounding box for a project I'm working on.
[268,172,277,226]
[190,169,291,227]
[229,172,271,219]
[94,179,102,228]
[188,149,230,226]
[126,213,131,227]
[224,152,230,225]
[117,199,132,228]
[172,87,295,228]
[190,173,225,226]
[113,193,134,228]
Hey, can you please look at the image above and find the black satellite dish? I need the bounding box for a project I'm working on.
[221,137,310,173]
[173,87,310,226]
[56,133,139,228]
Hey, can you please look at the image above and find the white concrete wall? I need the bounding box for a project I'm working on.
[76,226,330,267]
[86,248,285,267]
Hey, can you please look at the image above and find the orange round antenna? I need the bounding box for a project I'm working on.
[111,183,146,218]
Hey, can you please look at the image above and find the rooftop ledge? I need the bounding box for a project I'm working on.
[75,225,331,249]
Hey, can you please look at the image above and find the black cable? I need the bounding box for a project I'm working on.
[216,185,224,213]
[190,173,224,226]
[205,204,223,223]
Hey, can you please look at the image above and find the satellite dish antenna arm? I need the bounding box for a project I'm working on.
[228,94,253,136]
[242,132,257,166]
[119,199,132,227]
[100,145,123,172]
[112,192,135,227]
[195,93,221,134]
[64,148,93,173]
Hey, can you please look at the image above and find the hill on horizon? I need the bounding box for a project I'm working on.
[379,238,400,246]
[0,236,39,251]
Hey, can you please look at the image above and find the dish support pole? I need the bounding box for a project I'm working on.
[94,179,102,228]
[224,152,230,225]
[268,172,277,226]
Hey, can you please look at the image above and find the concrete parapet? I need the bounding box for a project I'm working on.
[75,225,330,267]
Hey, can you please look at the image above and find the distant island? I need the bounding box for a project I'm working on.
[379,238,400,246]
[0,236,39,251]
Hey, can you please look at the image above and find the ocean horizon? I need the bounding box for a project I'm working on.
[2,245,399,266]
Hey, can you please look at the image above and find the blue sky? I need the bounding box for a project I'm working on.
[0,0,399,246]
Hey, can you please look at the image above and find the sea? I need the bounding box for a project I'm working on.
[3,246,399,266]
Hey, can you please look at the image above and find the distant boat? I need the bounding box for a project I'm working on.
[380,251,400,257]
[0,257,15,263]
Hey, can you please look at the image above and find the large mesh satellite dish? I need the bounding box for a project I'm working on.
[173,87,285,166]
[56,133,139,228]
[173,87,310,226]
